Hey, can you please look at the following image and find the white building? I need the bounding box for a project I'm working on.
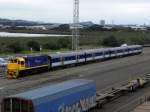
[100,20,105,26]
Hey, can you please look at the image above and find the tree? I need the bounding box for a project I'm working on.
[102,35,121,47]
[27,41,40,51]
[43,42,61,50]
[58,37,71,49]
[52,24,70,32]
[43,39,61,50]
[7,41,23,53]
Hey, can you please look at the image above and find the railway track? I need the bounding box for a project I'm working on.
[2,75,150,112]
[0,48,150,112]
[0,55,148,95]
[0,55,148,91]
[90,75,150,112]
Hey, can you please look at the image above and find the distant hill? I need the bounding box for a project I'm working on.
[0,18,40,26]
[80,21,94,27]
[0,18,95,27]
[0,18,106,32]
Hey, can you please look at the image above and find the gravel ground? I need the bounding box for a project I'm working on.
[0,48,150,112]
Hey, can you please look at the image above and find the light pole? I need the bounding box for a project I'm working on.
[72,0,79,51]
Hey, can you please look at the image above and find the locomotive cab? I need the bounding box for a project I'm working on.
[7,57,25,79]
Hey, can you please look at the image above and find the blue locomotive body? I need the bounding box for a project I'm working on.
[24,55,49,68]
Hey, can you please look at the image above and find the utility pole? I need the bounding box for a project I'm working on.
[72,0,79,50]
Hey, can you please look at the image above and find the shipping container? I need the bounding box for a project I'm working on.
[1,79,97,112]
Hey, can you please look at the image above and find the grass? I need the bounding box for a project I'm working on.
[0,49,71,57]
[0,36,60,45]
[0,31,149,46]
[80,30,150,45]
[0,30,150,55]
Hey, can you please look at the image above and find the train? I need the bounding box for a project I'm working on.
[7,45,143,79]
[1,75,150,112]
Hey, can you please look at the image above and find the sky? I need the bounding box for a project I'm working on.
[0,0,150,25]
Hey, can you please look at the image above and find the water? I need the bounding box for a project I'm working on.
[0,32,71,37]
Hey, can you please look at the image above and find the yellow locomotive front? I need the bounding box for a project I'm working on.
[7,57,25,79]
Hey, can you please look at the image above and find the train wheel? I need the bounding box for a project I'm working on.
[7,71,13,79]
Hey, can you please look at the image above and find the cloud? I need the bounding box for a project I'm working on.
[0,0,150,24]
